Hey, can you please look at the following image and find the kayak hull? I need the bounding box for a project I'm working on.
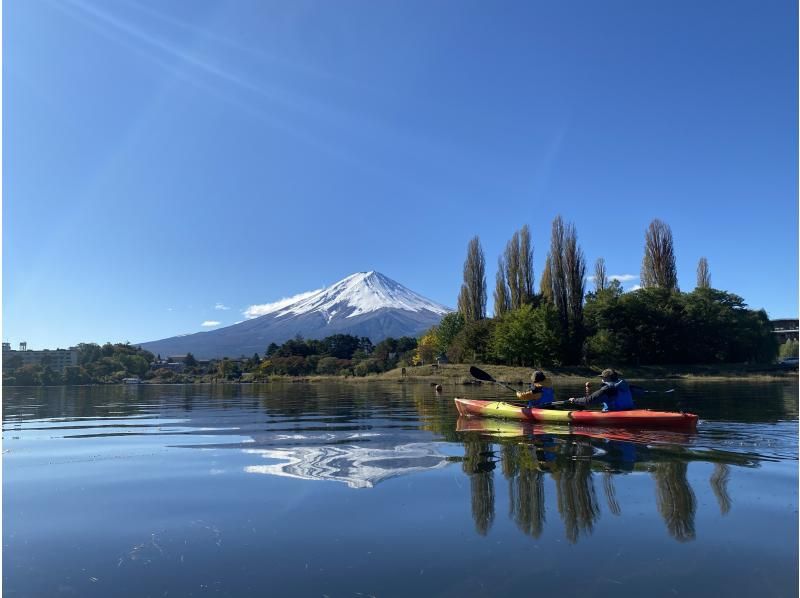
[454,398,698,428]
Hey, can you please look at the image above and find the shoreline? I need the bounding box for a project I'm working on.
[5,363,797,388]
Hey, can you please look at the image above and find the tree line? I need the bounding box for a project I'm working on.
[426,216,780,367]
[2,334,421,385]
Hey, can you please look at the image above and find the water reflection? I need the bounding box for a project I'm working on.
[243,442,450,488]
[456,417,758,543]
[462,441,495,536]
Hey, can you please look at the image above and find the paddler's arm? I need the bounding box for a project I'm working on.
[515,387,542,401]
[568,385,610,407]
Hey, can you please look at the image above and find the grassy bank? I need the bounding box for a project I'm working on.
[236,362,797,386]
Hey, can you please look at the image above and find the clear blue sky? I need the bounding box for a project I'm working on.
[4,0,798,349]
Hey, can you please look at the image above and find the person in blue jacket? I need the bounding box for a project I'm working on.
[515,370,556,408]
[567,369,634,412]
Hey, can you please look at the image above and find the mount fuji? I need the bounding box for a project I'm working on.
[138,272,452,359]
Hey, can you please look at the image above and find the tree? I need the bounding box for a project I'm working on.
[696,257,711,289]
[184,353,198,367]
[458,236,487,321]
[779,339,799,359]
[565,223,586,363]
[641,219,678,290]
[447,319,496,364]
[436,312,465,355]
[543,216,585,364]
[519,225,535,305]
[265,343,280,357]
[416,330,439,364]
[594,258,608,292]
[493,257,510,317]
[540,256,553,303]
[491,304,559,367]
[501,226,535,310]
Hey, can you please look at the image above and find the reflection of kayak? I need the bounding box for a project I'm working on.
[454,398,698,428]
[455,416,696,444]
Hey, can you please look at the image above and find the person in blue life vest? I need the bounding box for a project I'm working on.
[515,370,556,408]
[566,369,634,412]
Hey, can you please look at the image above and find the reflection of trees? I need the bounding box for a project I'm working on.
[552,442,600,544]
[504,444,546,538]
[463,440,496,536]
[651,462,696,542]
[710,463,732,515]
[602,472,621,516]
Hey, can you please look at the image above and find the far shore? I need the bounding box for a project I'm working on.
[255,362,798,384]
[7,363,796,388]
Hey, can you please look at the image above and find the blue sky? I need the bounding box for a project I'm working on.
[4,0,798,349]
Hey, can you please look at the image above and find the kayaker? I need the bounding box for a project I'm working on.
[515,370,555,408]
[567,369,634,412]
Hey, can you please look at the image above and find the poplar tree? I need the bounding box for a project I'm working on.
[548,216,569,329]
[696,257,711,289]
[565,224,586,362]
[458,236,487,322]
[594,258,608,292]
[500,225,535,310]
[493,257,510,317]
[641,219,678,290]
[540,255,553,303]
[545,216,586,364]
[519,225,535,304]
[504,231,521,309]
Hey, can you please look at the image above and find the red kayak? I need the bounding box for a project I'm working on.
[454,398,699,428]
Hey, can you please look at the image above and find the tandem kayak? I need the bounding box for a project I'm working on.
[454,398,698,428]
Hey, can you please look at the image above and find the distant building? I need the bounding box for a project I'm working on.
[150,359,185,373]
[2,343,79,371]
[771,319,799,343]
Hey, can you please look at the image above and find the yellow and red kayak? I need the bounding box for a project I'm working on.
[454,398,698,428]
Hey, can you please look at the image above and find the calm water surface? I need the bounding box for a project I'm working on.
[3,380,798,597]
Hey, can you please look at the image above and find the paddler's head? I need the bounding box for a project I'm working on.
[531,370,546,383]
[600,368,620,382]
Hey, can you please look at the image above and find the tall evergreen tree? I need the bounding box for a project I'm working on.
[696,257,711,289]
[458,236,487,321]
[594,257,608,292]
[493,257,510,317]
[641,219,678,290]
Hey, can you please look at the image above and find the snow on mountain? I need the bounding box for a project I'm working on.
[245,271,450,320]
[139,272,453,359]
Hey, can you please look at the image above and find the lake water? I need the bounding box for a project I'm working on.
[3,380,798,597]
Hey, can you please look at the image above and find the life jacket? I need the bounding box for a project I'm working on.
[601,379,634,411]
[529,380,555,406]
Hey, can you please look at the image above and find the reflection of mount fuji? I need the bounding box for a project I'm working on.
[244,441,450,488]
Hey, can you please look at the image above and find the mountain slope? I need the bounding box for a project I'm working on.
[139,272,451,359]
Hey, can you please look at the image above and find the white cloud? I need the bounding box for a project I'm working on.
[609,274,637,282]
[201,320,221,327]
[215,303,230,311]
[244,290,321,319]
[628,284,642,291]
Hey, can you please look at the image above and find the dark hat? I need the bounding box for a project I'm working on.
[531,370,545,383]
[599,368,620,380]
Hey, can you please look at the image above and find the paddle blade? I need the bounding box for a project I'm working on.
[469,366,495,383]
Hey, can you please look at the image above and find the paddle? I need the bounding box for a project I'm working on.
[469,366,520,395]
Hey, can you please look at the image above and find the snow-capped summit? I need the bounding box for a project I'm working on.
[139,272,453,359]
[245,271,450,321]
